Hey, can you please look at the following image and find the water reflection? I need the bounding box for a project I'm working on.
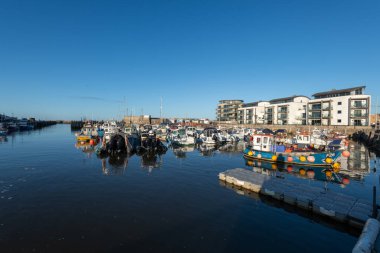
[75,143,96,158]
[173,146,195,158]
[101,156,129,175]
[139,152,163,172]
[72,138,375,188]
[341,143,371,179]
[244,159,349,185]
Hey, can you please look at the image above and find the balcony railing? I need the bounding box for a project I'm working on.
[351,104,368,108]
[351,113,368,117]
[322,106,332,110]
[308,114,321,119]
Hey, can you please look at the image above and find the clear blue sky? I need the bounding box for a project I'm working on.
[0,0,379,120]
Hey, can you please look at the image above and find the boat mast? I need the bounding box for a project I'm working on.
[376,97,379,130]
[160,97,163,124]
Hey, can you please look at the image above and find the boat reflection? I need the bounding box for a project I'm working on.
[172,146,195,158]
[0,136,8,142]
[101,155,129,175]
[75,142,96,158]
[197,143,218,156]
[139,152,163,173]
[218,142,247,153]
[244,158,350,185]
[339,143,371,180]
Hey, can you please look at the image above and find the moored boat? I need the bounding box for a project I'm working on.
[243,134,349,167]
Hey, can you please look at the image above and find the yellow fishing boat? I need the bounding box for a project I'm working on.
[77,134,91,142]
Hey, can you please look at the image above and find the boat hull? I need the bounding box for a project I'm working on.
[243,148,341,167]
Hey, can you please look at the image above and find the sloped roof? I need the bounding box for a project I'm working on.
[313,86,365,97]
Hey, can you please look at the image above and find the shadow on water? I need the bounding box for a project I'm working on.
[219,181,362,237]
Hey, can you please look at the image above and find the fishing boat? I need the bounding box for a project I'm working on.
[102,121,119,141]
[76,122,99,143]
[243,134,350,167]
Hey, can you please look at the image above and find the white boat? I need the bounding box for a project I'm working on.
[103,121,119,141]
[171,129,195,146]
[199,127,225,144]
[292,133,329,147]
[185,127,197,136]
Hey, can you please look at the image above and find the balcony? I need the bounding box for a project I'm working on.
[308,113,321,119]
[351,113,368,118]
[322,114,330,119]
[264,115,273,120]
[351,103,368,109]
[322,106,332,111]
[309,105,321,111]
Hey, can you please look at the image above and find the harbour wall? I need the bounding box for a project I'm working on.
[215,123,373,136]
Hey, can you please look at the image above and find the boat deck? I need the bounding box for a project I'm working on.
[219,168,373,228]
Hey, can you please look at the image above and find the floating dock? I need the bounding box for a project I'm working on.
[219,168,374,228]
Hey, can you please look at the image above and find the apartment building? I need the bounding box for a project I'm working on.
[229,86,371,126]
[237,96,309,125]
[307,86,370,126]
[216,100,243,122]
[237,101,270,124]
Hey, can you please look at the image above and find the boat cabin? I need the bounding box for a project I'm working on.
[251,134,274,152]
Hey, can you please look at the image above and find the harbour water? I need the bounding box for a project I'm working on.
[0,124,379,252]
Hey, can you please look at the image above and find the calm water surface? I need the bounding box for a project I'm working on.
[1,124,378,252]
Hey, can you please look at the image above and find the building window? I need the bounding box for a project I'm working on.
[338,102,342,105]
[338,110,342,114]
[338,119,342,123]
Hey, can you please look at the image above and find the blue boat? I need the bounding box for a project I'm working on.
[243,134,343,167]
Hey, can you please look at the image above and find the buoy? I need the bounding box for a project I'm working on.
[287,156,293,162]
[287,165,293,173]
[271,164,278,170]
[247,160,253,166]
[306,169,315,179]
[333,162,341,169]
[272,155,277,161]
[299,156,306,162]
[325,170,332,178]
[257,154,262,159]
[299,168,306,176]
[342,177,350,185]
[325,157,333,164]
[89,139,95,146]
[307,156,315,163]
[248,151,253,156]
[333,164,340,173]
[342,150,350,158]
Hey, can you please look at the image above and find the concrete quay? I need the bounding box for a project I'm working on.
[219,168,374,228]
